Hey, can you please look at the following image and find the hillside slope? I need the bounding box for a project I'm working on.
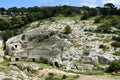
[1,16,120,79]
[6,16,120,69]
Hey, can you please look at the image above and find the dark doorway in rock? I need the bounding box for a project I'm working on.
[21,34,25,40]
[32,58,35,62]
[15,58,19,61]
[54,62,59,68]
[5,52,8,55]
[15,45,17,48]
[11,47,15,50]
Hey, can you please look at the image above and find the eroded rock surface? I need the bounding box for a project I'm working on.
[5,18,120,72]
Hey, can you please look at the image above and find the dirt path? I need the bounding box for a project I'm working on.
[37,68,76,78]
[78,75,120,80]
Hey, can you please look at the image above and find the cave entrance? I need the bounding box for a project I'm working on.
[15,58,19,61]
[32,58,35,62]
[15,45,17,48]
[54,62,59,68]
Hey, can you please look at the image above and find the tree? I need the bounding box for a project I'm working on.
[11,17,24,28]
[19,7,27,15]
[0,19,12,30]
[26,12,37,22]
[104,3,115,9]
[2,30,14,42]
[0,7,6,15]
[7,7,19,15]
[27,6,40,12]
[104,3,116,15]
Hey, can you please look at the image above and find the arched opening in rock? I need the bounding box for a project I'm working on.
[54,62,59,68]
[5,52,8,55]
[32,58,35,62]
[11,47,15,50]
[15,58,19,61]
[15,45,17,48]
[21,34,25,40]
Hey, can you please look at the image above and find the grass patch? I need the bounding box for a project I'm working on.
[3,78,13,80]
[103,39,112,43]
[80,71,104,75]
[26,71,36,77]
[64,75,79,80]
[1,60,10,66]
[19,61,55,69]
[95,15,120,34]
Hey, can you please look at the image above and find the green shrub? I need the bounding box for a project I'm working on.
[39,57,48,64]
[95,23,111,33]
[94,17,102,23]
[106,60,120,72]
[116,24,120,29]
[2,29,16,42]
[113,52,120,56]
[110,19,118,26]
[48,73,54,77]
[50,31,57,36]
[64,25,72,34]
[83,51,89,56]
[80,13,90,20]
[99,44,106,48]
[62,74,68,79]
[99,44,108,50]
[112,36,120,42]
[45,72,61,80]
[38,35,49,42]
[80,15,88,20]
[111,41,120,48]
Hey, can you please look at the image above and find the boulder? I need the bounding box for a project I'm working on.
[74,63,94,72]
[0,57,4,63]
[98,54,118,64]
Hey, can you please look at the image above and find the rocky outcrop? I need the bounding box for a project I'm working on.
[98,54,118,64]
[5,17,120,72]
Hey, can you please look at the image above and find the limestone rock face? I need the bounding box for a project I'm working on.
[5,24,70,69]
[98,54,118,64]
[73,63,95,72]
[5,18,120,72]
[0,57,4,63]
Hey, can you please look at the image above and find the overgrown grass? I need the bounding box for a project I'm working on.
[1,59,10,66]
[20,61,55,69]
[80,71,104,75]
[64,75,79,80]
[103,39,112,43]
[67,69,104,76]
[3,78,13,80]
[45,72,79,80]
[95,15,120,34]
[26,71,36,77]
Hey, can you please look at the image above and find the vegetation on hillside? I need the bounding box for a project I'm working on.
[0,3,119,42]
[64,25,72,34]
[107,60,120,73]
